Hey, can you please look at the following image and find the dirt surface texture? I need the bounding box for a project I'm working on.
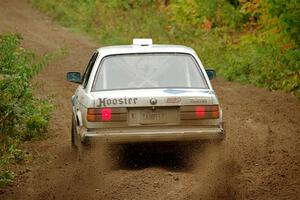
[0,0,299,199]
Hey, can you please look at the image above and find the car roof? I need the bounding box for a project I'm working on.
[97,44,196,56]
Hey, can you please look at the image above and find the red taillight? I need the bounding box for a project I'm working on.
[195,105,219,119]
[87,108,127,122]
[180,105,220,120]
[195,106,206,118]
[101,108,111,121]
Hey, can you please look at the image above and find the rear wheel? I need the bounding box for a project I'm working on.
[71,115,90,159]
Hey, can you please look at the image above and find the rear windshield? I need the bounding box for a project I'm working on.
[92,53,208,91]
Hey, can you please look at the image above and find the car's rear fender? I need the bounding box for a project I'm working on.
[72,96,83,127]
[76,110,83,127]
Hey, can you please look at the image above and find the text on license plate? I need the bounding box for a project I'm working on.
[143,112,164,121]
[128,108,179,125]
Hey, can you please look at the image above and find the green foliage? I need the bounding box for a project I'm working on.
[268,0,300,43]
[102,0,155,10]
[0,33,52,187]
[0,170,14,188]
[7,144,25,163]
[168,0,244,29]
[30,0,299,97]
[0,34,52,140]
[31,0,169,44]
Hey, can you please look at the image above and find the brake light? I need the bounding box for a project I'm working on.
[101,108,111,121]
[195,106,205,118]
[180,105,220,120]
[87,108,127,122]
[195,105,219,119]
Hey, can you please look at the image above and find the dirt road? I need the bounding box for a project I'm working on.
[0,0,299,199]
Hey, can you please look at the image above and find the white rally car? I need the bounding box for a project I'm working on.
[67,39,224,150]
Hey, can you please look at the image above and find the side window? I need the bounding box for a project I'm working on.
[81,52,99,89]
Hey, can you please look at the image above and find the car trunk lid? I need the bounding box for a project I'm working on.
[91,88,213,108]
[89,88,215,127]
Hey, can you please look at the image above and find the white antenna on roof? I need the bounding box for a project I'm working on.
[133,38,153,46]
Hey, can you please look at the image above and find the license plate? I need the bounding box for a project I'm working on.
[128,108,179,125]
[142,110,164,123]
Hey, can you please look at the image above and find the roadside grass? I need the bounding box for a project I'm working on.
[0,33,53,188]
[0,170,14,188]
[30,0,299,96]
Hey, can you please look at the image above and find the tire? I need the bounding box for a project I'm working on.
[71,115,91,160]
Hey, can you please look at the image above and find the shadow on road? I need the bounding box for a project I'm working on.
[107,143,207,172]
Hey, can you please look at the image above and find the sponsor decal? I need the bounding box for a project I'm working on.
[189,97,208,103]
[166,97,181,103]
[99,97,138,107]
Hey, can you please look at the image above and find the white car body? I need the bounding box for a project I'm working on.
[68,39,225,146]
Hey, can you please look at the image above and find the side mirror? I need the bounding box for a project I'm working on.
[67,72,81,84]
[205,69,216,80]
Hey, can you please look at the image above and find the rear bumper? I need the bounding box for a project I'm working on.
[81,127,225,144]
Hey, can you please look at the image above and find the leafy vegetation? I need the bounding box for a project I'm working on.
[0,34,52,187]
[0,170,14,188]
[30,0,299,96]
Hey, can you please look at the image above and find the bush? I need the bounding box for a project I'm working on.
[0,33,52,187]
[268,0,300,43]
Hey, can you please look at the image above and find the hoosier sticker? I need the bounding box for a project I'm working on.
[99,97,138,107]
